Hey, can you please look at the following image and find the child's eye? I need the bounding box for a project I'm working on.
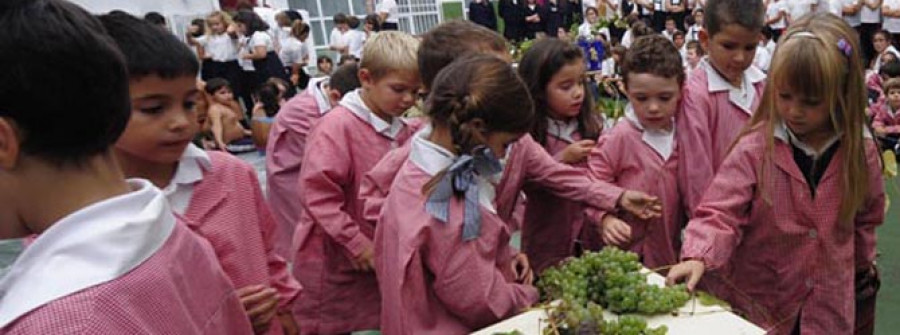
[184,101,197,111]
[139,106,165,115]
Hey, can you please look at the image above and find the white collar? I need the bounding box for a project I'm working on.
[774,121,841,159]
[409,126,497,213]
[547,117,579,143]
[703,58,766,115]
[308,77,332,115]
[163,143,210,195]
[0,179,176,328]
[624,104,676,160]
[340,89,404,140]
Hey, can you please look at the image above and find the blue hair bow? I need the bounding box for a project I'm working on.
[425,147,503,241]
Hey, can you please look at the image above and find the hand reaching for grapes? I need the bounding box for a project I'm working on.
[559,140,596,164]
[600,215,631,247]
[510,253,534,285]
[617,190,662,220]
[665,260,705,292]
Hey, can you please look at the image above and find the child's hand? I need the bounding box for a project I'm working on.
[617,190,662,219]
[278,310,300,335]
[600,215,632,247]
[665,260,705,292]
[559,140,596,164]
[875,126,887,136]
[236,285,279,334]
[351,246,375,272]
[510,253,534,286]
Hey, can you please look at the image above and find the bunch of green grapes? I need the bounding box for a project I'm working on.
[539,247,690,315]
[544,299,668,335]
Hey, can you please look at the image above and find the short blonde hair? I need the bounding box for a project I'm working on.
[360,31,420,80]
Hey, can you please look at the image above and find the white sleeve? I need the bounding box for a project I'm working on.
[251,32,272,48]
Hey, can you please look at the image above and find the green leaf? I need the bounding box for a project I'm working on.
[696,291,731,308]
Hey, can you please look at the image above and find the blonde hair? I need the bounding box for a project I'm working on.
[739,12,872,228]
[360,31,420,80]
[206,10,233,34]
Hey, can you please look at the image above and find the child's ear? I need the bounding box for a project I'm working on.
[328,90,343,107]
[358,68,375,89]
[0,118,21,170]
[699,29,709,53]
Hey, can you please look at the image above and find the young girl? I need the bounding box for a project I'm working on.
[590,34,686,269]
[316,55,334,77]
[205,78,253,152]
[516,38,603,273]
[872,29,900,73]
[233,10,291,96]
[196,11,244,104]
[376,54,539,335]
[667,13,884,334]
[684,40,704,76]
[279,21,310,89]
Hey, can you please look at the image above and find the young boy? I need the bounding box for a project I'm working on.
[99,12,300,335]
[266,63,361,258]
[205,78,253,152]
[677,0,767,214]
[329,13,351,59]
[292,31,422,334]
[0,1,251,333]
[589,34,687,269]
[874,78,900,151]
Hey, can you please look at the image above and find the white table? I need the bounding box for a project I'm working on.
[473,272,766,335]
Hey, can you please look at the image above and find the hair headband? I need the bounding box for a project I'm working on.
[787,31,852,58]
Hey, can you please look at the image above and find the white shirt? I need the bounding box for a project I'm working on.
[601,57,617,77]
[0,179,176,328]
[347,30,366,59]
[340,89,404,142]
[203,33,240,62]
[875,45,900,72]
[249,31,275,52]
[330,28,349,49]
[885,0,900,32]
[844,0,863,26]
[775,121,842,158]
[162,143,211,215]
[861,0,882,23]
[547,118,579,143]
[753,45,771,72]
[377,0,400,24]
[686,25,701,43]
[279,36,307,66]
[765,39,777,57]
[622,29,634,48]
[624,104,676,160]
[819,0,842,15]
[703,57,767,115]
[789,0,815,22]
[767,1,788,30]
[238,37,255,71]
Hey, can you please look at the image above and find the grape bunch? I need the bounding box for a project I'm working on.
[539,247,690,315]
[544,300,668,335]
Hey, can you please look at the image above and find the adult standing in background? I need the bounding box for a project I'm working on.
[377,0,399,30]
[470,0,498,31]
[500,0,527,41]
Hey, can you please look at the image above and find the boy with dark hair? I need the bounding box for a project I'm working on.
[99,12,300,334]
[0,0,251,333]
[330,13,351,58]
[266,63,362,258]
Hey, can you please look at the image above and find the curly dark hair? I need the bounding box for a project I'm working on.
[621,35,686,87]
[704,0,764,37]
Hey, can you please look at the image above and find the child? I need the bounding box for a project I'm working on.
[234,10,291,92]
[359,20,662,257]
[868,59,900,112]
[346,16,366,59]
[205,78,253,152]
[874,78,900,150]
[279,21,310,89]
[524,0,544,40]
[589,34,686,269]
[251,78,288,153]
[0,1,250,333]
[677,0,767,214]
[673,30,686,54]
[685,8,703,42]
[765,0,787,41]
[663,16,678,40]
[197,11,244,106]
[684,40,704,75]
[886,0,900,45]
[667,13,884,334]
[329,13,351,59]
[364,13,382,38]
[266,64,361,258]
[601,45,627,99]
[517,38,604,273]
[100,12,301,334]
[872,30,900,72]
[317,55,334,77]
[291,31,422,334]
[376,54,539,335]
